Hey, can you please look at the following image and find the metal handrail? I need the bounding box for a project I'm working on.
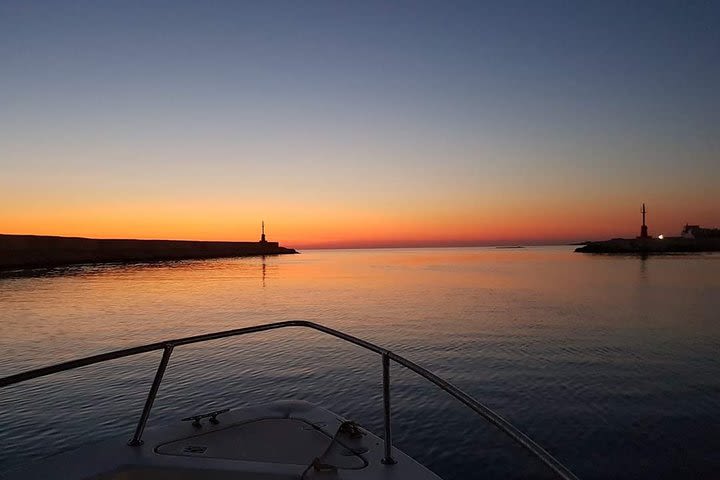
[0,320,580,480]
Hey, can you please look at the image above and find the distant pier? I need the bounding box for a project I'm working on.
[576,204,720,254]
[0,234,297,270]
[575,237,720,254]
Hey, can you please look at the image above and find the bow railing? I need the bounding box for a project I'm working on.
[0,320,579,480]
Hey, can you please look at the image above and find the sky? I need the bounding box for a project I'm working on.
[1,0,718,248]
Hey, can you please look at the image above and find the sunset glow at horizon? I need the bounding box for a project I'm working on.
[2,1,717,248]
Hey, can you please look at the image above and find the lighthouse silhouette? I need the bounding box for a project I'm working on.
[639,204,649,239]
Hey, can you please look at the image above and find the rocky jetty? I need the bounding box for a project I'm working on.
[0,234,297,270]
[575,237,720,254]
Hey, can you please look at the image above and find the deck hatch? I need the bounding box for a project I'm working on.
[155,418,364,468]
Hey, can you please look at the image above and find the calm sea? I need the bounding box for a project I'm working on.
[1,247,719,479]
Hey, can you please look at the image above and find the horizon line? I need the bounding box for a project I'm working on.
[1,231,596,250]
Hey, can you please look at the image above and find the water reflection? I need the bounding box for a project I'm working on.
[262,256,266,288]
[639,255,648,281]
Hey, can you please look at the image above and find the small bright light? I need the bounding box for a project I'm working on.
[658,234,664,240]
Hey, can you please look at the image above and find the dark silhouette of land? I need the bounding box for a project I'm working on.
[575,237,720,254]
[0,234,297,270]
[576,204,720,254]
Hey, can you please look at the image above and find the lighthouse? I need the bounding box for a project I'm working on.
[639,204,649,239]
[260,221,267,243]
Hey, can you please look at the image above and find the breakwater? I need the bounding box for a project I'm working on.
[575,237,720,254]
[0,234,297,270]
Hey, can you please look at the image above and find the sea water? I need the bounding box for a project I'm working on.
[1,247,719,479]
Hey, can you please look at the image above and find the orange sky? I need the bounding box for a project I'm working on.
[2,191,717,249]
[2,143,716,249]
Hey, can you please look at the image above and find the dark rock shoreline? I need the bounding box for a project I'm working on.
[0,234,298,270]
[575,237,720,254]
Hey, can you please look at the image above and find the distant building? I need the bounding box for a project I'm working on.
[681,224,720,239]
[682,224,700,238]
[260,221,267,243]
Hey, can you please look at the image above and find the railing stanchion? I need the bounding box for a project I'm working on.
[128,344,174,446]
[381,352,396,465]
